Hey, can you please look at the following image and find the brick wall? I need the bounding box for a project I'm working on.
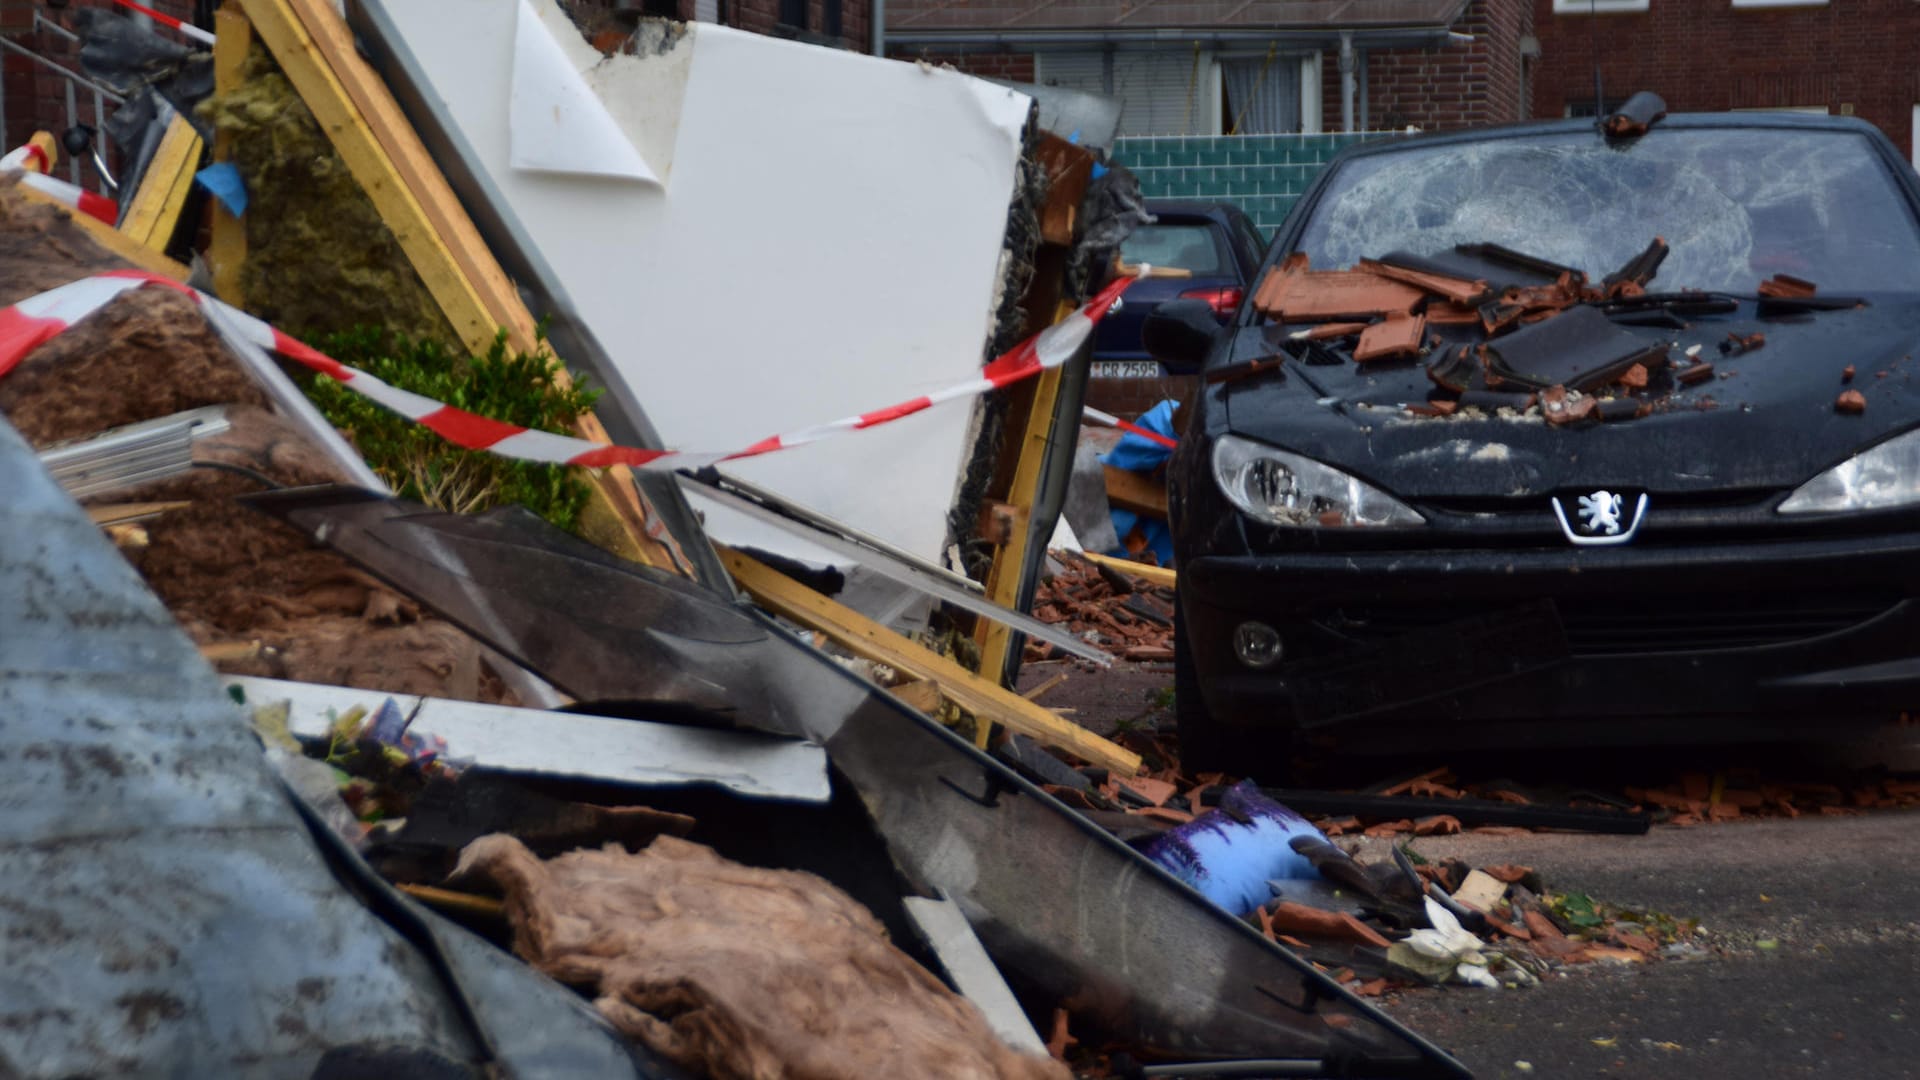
[1,0,195,191]
[1113,132,1381,234]
[1530,0,1920,160]
[726,0,869,52]
[1319,0,1533,132]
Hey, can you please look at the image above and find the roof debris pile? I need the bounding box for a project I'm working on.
[0,2,1489,1076]
[1248,242,1864,423]
[1027,550,1175,662]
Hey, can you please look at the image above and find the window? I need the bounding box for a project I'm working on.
[1221,55,1305,135]
[778,0,807,30]
[1120,223,1229,275]
[1037,51,1222,136]
[1552,0,1649,12]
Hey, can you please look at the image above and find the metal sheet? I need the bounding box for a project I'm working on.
[0,418,663,1079]
[252,485,1468,1076]
[227,675,831,802]
[681,474,1112,666]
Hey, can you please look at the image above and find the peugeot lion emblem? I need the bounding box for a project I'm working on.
[1551,489,1649,546]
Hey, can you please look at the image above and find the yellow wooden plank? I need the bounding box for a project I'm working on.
[209,5,251,306]
[254,0,687,576]
[973,341,1072,696]
[721,546,1142,776]
[14,182,189,280]
[119,115,202,250]
[1080,550,1177,590]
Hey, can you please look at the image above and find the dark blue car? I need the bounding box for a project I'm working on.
[1091,200,1267,379]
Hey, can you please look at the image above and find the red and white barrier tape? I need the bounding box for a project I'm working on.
[0,271,1137,472]
[107,0,218,46]
[3,145,119,225]
[1082,405,1179,450]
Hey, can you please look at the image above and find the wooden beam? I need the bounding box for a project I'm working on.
[889,679,943,715]
[1080,550,1177,590]
[118,114,202,253]
[209,4,251,305]
[14,182,189,281]
[1103,464,1168,519]
[241,0,685,576]
[720,546,1142,776]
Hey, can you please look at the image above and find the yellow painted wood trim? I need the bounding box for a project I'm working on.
[209,4,251,306]
[256,0,686,576]
[1080,550,1177,590]
[974,329,1074,678]
[14,182,189,280]
[119,115,202,251]
[721,546,1142,776]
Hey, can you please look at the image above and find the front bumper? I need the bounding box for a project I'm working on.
[1181,530,1920,745]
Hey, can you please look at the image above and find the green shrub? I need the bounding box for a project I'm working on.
[305,326,601,533]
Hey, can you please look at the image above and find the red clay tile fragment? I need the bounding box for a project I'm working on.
[1486,914,1532,940]
[1482,865,1535,884]
[1676,362,1715,385]
[1121,776,1178,806]
[1356,258,1490,306]
[1521,909,1566,942]
[1377,767,1454,797]
[1354,312,1428,363]
[1265,902,1393,948]
[1758,273,1818,298]
[1253,259,1424,322]
[1414,814,1462,836]
[1618,363,1649,389]
[1362,819,1415,838]
[1842,365,1856,382]
[1293,321,1370,341]
[1836,390,1867,414]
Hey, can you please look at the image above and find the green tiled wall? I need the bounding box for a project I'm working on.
[1112,134,1381,235]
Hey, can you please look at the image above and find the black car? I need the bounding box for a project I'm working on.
[1091,200,1266,379]
[1145,108,1920,770]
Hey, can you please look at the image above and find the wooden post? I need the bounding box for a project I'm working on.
[118,114,203,255]
[209,4,251,305]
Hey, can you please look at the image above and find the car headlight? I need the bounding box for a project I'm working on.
[1779,427,1920,515]
[1211,434,1424,528]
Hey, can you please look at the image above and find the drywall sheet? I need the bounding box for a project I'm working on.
[374,1,1030,563]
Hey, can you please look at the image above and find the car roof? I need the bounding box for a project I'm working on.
[1142,199,1241,221]
[1332,110,1893,164]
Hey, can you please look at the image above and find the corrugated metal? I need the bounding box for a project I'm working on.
[1039,49,1219,136]
[891,0,1470,32]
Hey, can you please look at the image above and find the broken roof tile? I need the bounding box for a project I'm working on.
[1836,389,1867,414]
[1253,258,1424,323]
[1354,312,1427,363]
[1484,306,1669,392]
[1758,273,1818,299]
[1356,258,1490,306]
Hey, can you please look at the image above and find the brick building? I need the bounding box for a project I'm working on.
[884,0,1533,137]
[1529,0,1920,166]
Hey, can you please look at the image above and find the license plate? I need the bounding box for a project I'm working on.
[1284,601,1570,728]
[1092,361,1163,379]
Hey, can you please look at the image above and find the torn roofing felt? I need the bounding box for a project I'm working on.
[0,418,677,1080]
[249,483,1469,1076]
[355,0,1033,572]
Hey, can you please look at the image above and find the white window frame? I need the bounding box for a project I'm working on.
[1730,0,1827,7]
[1911,105,1919,174]
[1552,0,1648,12]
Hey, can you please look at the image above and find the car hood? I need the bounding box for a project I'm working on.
[1222,296,1920,499]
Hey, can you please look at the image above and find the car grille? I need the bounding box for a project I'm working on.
[1314,592,1903,657]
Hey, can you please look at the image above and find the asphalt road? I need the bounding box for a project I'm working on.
[1018,660,1920,1079]
[1356,812,1920,1079]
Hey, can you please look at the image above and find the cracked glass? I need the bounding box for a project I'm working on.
[1296,127,1920,293]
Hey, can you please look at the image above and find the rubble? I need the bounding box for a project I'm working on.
[1027,550,1176,662]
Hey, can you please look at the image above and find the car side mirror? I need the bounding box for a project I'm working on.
[1143,299,1221,375]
